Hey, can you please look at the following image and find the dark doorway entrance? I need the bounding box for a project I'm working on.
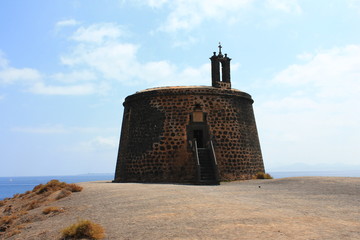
[193,129,204,148]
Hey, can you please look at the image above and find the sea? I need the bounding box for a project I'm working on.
[1,171,360,200]
[0,174,114,201]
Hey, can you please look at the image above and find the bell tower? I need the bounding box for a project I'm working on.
[210,43,231,89]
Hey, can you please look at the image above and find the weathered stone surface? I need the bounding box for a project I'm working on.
[114,48,264,184]
[114,86,264,183]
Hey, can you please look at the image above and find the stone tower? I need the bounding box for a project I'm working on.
[114,45,264,184]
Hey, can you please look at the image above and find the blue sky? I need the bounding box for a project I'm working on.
[1,0,360,177]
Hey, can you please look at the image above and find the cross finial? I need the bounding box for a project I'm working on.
[218,42,222,54]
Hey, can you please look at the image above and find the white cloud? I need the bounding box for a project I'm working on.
[265,0,302,14]
[0,51,9,68]
[62,39,210,87]
[139,61,176,83]
[0,94,5,100]
[0,67,42,84]
[143,0,168,8]
[274,45,360,97]
[28,82,97,95]
[62,135,118,154]
[0,41,103,95]
[61,22,211,88]
[347,0,360,12]
[0,50,98,96]
[144,0,302,33]
[296,52,313,61]
[11,125,117,134]
[157,0,253,32]
[170,63,210,86]
[0,52,42,84]
[61,42,140,81]
[84,136,118,148]
[71,23,124,43]
[172,36,199,48]
[258,44,360,167]
[50,70,97,83]
[261,97,319,112]
[1,22,213,95]
[56,19,80,28]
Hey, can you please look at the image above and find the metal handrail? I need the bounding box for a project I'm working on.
[193,139,201,184]
[208,140,219,184]
[209,140,217,166]
[194,139,200,166]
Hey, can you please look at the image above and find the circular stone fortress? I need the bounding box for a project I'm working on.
[114,45,265,184]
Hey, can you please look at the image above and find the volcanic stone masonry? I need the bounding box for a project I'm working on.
[114,45,265,184]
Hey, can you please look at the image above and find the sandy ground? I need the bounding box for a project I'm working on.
[7,177,360,240]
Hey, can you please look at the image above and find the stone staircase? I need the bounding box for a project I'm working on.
[198,148,218,185]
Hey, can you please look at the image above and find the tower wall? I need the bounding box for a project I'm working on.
[114,87,264,183]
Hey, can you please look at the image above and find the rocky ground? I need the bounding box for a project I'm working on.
[2,177,360,239]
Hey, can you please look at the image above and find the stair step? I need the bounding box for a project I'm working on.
[195,148,219,185]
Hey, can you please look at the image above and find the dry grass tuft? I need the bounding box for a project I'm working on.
[6,228,21,237]
[61,219,105,239]
[33,180,67,194]
[42,206,64,215]
[255,172,273,179]
[32,180,83,195]
[0,215,18,225]
[16,210,28,217]
[0,179,83,238]
[55,189,72,200]
[67,183,83,192]
[26,200,42,210]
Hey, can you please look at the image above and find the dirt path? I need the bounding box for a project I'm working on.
[8,177,360,240]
